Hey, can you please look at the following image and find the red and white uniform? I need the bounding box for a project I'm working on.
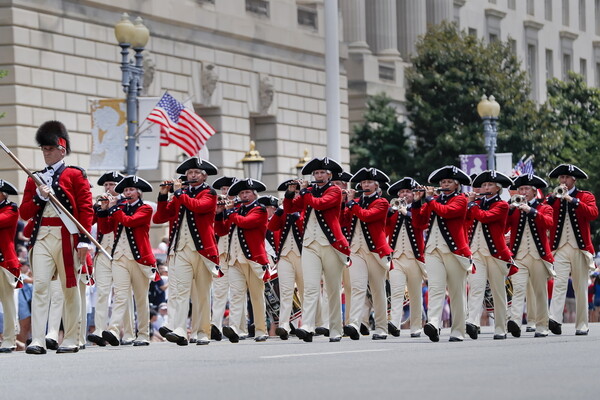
[0,200,20,350]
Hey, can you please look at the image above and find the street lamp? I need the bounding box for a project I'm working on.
[241,140,265,180]
[114,13,150,175]
[477,94,501,170]
[295,148,311,178]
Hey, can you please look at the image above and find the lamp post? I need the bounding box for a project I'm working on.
[114,13,150,175]
[295,149,310,178]
[477,94,501,170]
[241,140,265,180]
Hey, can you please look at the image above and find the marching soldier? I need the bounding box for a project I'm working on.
[216,178,270,343]
[332,171,353,325]
[344,168,393,340]
[155,157,221,346]
[386,177,428,338]
[284,157,350,342]
[413,166,471,342]
[547,164,598,335]
[0,180,21,353]
[20,121,93,354]
[507,174,554,337]
[99,176,156,347]
[87,172,135,347]
[465,171,514,340]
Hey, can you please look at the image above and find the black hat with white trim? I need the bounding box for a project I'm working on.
[428,165,471,186]
[227,178,267,196]
[114,175,153,193]
[0,179,18,195]
[512,174,548,189]
[349,167,390,184]
[300,157,343,175]
[548,164,588,179]
[176,157,218,175]
[97,171,125,186]
[388,177,419,197]
[471,170,514,188]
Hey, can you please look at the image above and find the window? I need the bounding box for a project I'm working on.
[468,27,477,36]
[545,0,553,20]
[546,49,554,80]
[580,0,587,30]
[563,53,572,79]
[246,0,269,17]
[508,0,516,10]
[563,0,570,26]
[508,39,517,56]
[596,62,600,87]
[298,5,317,29]
[527,44,538,99]
[489,33,499,43]
[527,0,535,15]
[580,58,588,80]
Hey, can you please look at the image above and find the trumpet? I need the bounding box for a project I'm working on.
[159,180,198,187]
[553,185,567,198]
[390,197,407,211]
[510,194,526,207]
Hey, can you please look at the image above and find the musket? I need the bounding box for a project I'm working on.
[0,140,113,261]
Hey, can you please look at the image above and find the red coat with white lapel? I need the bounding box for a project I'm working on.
[0,201,20,275]
[267,208,303,259]
[547,189,598,254]
[416,191,471,258]
[284,182,350,256]
[153,184,219,263]
[507,200,554,263]
[386,203,429,263]
[467,196,512,261]
[98,201,156,266]
[347,194,393,258]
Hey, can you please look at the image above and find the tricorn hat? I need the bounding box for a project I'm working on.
[331,171,352,182]
[388,177,419,197]
[257,195,279,208]
[350,167,390,184]
[36,120,70,154]
[277,178,300,191]
[176,157,218,176]
[301,157,343,175]
[428,165,471,186]
[512,174,548,189]
[97,171,125,186]
[114,175,153,193]
[0,179,18,195]
[228,178,267,196]
[212,176,237,190]
[548,164,588,179]
[471,170,514,188]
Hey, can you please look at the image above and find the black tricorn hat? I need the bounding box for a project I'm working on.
[428,165,471,186]
[513,174,548,189]
[301,157,343,175]
[350,167,390,184]
[97,171,125,186]
[114,175,153,193]
[36,120,70,154]
[548,164,588,179]
[257,195,279,207]
[228,178,267,196]
[0,179,18,195]
[388,177,419,197]
[277,178,300,191]
[212,176,237,190]
[176,157,218,175]
[331,171,352,182]
[471,170,514,188]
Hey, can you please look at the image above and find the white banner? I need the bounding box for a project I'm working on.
[137,97,161,170]
[89,99,126,170]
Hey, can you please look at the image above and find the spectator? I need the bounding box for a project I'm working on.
[155,303,169,332]
[148,261,168,310]
[17,260,33,349]
[156,236,169,253]
[14,219,27,249]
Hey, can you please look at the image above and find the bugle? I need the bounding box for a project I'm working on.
[553,186,566,198]
[510,194,526,207]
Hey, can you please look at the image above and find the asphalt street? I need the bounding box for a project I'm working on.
[0,323,596,400]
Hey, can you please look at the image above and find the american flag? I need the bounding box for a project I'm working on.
[147,93,216,157]
[512,155,534,176]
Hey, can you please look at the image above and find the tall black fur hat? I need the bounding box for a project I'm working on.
[36,121,70,155]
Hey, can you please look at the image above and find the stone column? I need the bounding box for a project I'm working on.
[397,0,427,60]
[366,0,402,59]
[340,0,371,54]
[426,0,453,26]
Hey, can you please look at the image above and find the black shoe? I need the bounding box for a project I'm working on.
[275,327,289,340]
[372,333,387,340]
[158,326,172,337]
[120,339,134,346]
[247,324,255,338]
[45,338,58,350]
[196,339,210,345]
[315,327,330,337]
[295,328,313,342]
[87,334,107,347]
[549,319,562,335]
[575,329,589,336]
[423,323,440,342]
[26,345,47,355]
[211,324,222,341]
[343,325,360,340]
[132,340,150,346]
[466,323,478,340]
[79,345,86,350]
[493,334,507,340]
[254,335,268,342]
[165,332,188,346]
[189,338,197,344]
[0,347,13,353]
[102,331,120,346]
[507,320,521,338]
[449,336,463,342]
[360,323,370,336]
[525,326,536,333]
[56,346,79,354]
[388,322,400,337]
[410,332,421,338]
[534,332,548,338]
[329,336,342,342]
[223,326,240,343]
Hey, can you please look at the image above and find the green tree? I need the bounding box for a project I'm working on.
[350,93,409,181]
[405,22,542,180]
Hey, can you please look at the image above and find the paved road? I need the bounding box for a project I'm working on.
[1,323,597,400]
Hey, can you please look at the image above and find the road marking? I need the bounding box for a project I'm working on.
[260,349,388,359]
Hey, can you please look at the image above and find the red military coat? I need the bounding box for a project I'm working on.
[284,182,350,256]
[99,201,156,267]
[416,191,471,258]
[268,208,304,260]
[347,194,393,258]
[547,189,598,254]
[386,203,429,263]
[507,199,554,264]
[154,184,219,263]
[467,196,512,262]
[0,201,20,277]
